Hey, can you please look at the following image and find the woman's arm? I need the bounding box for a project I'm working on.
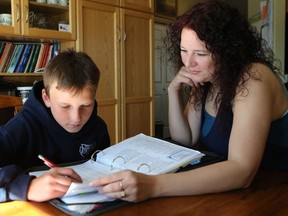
[168,66,201,146]
[154,65,274,197]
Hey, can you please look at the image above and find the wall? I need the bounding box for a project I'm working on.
[248,0,286,76]
[177,0,202,15]
[248,0,261,17]
[177,0,247,17]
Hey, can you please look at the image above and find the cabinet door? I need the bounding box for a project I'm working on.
[21,0,76,40]
[0,0,21,36]
[86,0,120,6]
[121,0,154,13]
[78,1,121,145]
[121,9,154,139]
[78,1,154,144]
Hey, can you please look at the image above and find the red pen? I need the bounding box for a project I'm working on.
[38,154,57,168]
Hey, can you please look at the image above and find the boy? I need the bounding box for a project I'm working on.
[0,49,110,202]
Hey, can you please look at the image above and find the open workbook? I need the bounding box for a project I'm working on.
[30,133,204,205]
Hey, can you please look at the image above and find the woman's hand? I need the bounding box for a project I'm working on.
[89,170,155,202]
[168,66,203,92]
[27,167,82,202]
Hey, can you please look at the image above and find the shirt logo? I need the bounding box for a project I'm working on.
[79,141,97,158]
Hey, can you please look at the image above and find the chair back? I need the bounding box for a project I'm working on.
[0,95,23,125]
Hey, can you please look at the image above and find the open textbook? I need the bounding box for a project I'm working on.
[30,133,204,204]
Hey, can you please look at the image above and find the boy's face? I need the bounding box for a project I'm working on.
[42,83,96,133]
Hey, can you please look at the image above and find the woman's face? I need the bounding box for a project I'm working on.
[180,28,216,84]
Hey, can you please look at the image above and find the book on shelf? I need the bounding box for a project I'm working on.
[16,44,31,73]
[3,44,18,73]
[0,41,59,73]
[7,44,25,73]
[0,42,5,57]
[0,43,11,72]
[40,44,51,69]
[45,44,54,67]
[12,44,25,73]
[1,43,15,73]
[29,133,204,205]
[5,43,19,73]
[34,44,46,72]
[23,44,36,73]
[52,43,61,57]
[28,44,41,73]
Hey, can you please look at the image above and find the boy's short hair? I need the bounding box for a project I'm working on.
[43,49,100,96]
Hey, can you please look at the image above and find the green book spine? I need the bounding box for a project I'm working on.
[28,44,41,72]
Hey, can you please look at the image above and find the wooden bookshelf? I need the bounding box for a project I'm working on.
[0,0,76,86]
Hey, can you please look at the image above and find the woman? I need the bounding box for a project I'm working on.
[90,1,288,202]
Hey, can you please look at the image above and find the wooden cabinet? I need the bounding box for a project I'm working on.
[0,0,76,40]
[0,0,76,85]
[121,0,154,13]
[86,0,120,6]
[77,0,154,144]
[87,0,154,13]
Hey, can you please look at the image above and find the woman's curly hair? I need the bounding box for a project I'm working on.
[165,0,281,120]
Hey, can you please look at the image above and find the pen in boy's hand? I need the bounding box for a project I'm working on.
[38,154,82,183]
[38,154,57,168]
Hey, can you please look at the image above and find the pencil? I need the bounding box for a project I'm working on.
[38,154,57,168]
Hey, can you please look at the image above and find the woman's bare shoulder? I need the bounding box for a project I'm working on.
[241,63,281,91]
[238,63,287,120]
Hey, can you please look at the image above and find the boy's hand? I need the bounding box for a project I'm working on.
[27,167,82,202]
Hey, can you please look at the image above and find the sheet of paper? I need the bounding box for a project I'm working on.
[60,192,115,204]
[97,134,204,174]
[30,160,119,203]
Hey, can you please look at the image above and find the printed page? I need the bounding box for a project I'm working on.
[29,160,120,203]
[63,161,120,196]
[29,160,118,185]
[97,134,204,175]
[60,191,115,204]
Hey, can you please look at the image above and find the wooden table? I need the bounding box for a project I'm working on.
[1,169,288,216]
[0,95,23,125]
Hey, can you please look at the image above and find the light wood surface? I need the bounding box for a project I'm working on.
[0,95,22,125]
[1,169,287,216]
[0,94,22,109]
[78,0,154,145]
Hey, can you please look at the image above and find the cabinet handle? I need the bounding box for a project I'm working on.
[117,28,121,42]
[25,5,29,23]
[16,4,20,22]
[123,30,126,41]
